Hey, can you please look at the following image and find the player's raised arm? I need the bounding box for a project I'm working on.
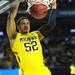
[37,9,56,40]
[6,3,20,39]
[6,0,26,39]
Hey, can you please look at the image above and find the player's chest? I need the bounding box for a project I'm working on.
[18,35,40,52]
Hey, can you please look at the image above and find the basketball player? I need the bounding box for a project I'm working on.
[6,0,56,75]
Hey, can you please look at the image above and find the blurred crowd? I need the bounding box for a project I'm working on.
[0,37,18,69]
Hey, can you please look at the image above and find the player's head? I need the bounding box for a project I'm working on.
[17,17,30,34]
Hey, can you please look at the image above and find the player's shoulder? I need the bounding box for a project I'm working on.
[30,31,36,33]
[16,32,23,37]
[30,31,39,36]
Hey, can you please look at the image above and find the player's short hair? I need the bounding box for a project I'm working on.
[17,16,29,26]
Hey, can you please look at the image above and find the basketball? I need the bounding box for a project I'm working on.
[30,3,48,19]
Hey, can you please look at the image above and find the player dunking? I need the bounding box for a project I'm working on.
[6,0,56,75]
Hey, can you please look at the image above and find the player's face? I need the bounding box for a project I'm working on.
[19,19,30,34]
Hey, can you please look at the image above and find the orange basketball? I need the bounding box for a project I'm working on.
[30,3,48,19]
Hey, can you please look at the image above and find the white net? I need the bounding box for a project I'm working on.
[28,0,53,9]
[28,0,53,4]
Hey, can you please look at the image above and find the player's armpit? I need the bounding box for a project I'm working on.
[36,31,44,40]
[38,24,52,38]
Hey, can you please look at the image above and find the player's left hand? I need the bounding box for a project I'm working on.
[50,0,56,9]
[21,0,27,2]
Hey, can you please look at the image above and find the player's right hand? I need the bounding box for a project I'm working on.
[20,0,27,2]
